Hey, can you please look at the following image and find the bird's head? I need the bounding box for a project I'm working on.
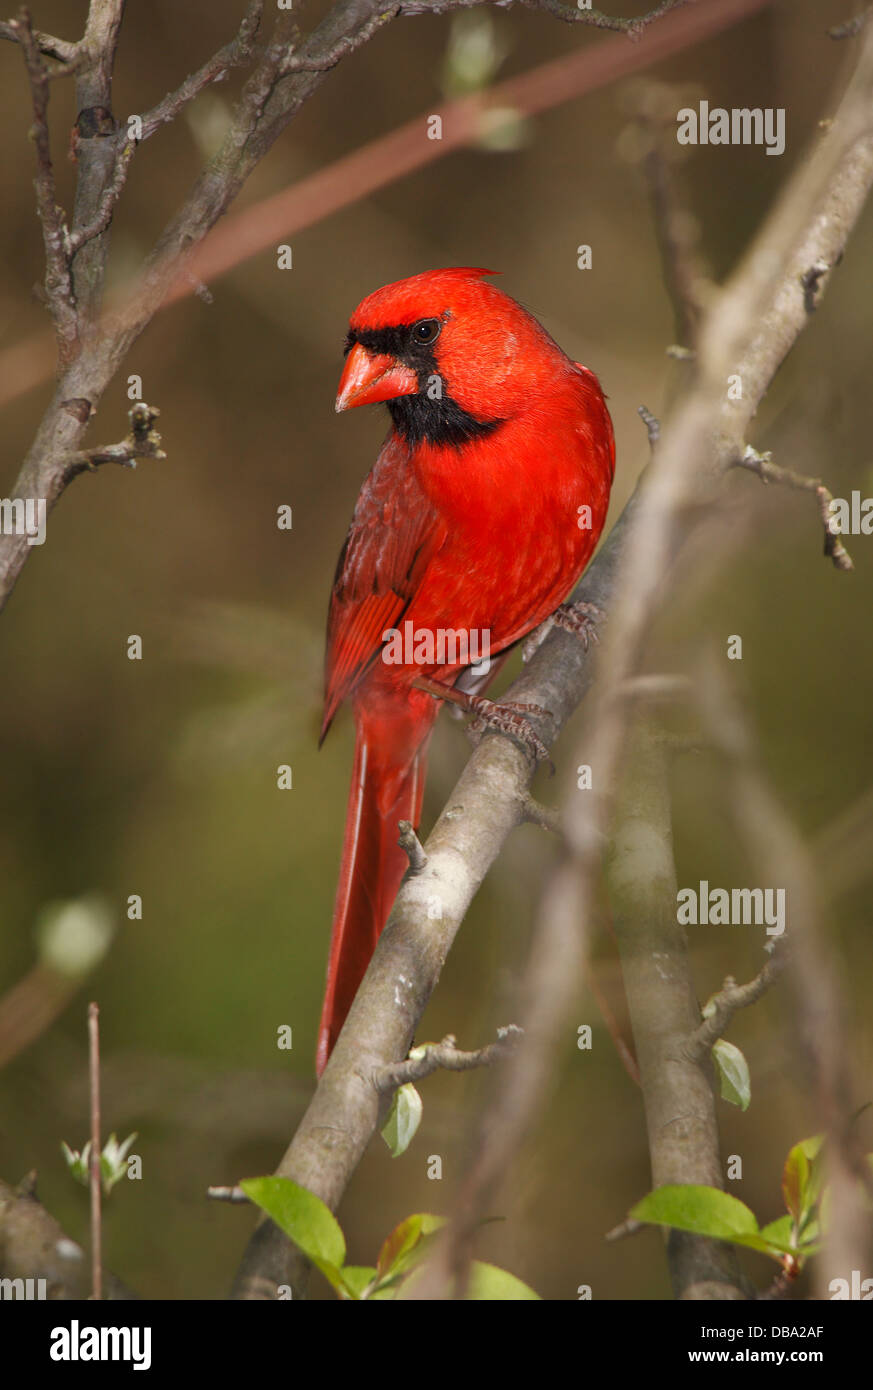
[336,267,566,447]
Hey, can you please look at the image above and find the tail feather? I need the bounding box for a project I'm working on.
[316,713,431,1074]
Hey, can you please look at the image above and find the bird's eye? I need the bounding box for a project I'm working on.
[411,318,441,346]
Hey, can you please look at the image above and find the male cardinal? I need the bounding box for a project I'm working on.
[317,267,614,1073]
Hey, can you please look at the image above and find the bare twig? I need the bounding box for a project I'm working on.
[0,17,79,64]
[605,1216,646,1241]
[66,139,135,256]
[280,7,394,74]
[397,820,428,873]
[405,0,697,37]
[686,944,789,1060]
[373,1027,523,1094]
[61,403,165,484]
[12,8,78,362]
[521,796,561,834]
[136,2,264,141]
[88,1001,102,1302]
[734,445,854,571]
[638,404,661,447]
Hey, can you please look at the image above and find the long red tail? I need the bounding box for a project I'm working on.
[316,708,434,1074]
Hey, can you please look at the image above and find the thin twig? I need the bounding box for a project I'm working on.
[280,7,395,75]
[88,1001,102,1302]
[685,943,789,1061]
[60,402,165,484]
[0,17,79,63]
[12,8,78,362]
[521,796,561,834]
[405,0,696,37]
[638,404,661,447]
[398,820,428,873]
[207,1185,251,1204]
[67,139,135,256]
[373,1026,524,1094]
[734,444,854,571]
[137,2,264,142]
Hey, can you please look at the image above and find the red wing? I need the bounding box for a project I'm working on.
[321,434,446,740]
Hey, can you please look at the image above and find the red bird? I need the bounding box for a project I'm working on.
[317,268,615,1074]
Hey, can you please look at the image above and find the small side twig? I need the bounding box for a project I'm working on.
[67,140,135,256]
[521,796,561,834]
[734,445,854,571]
[397,820,427,873]
[605,1216,645,1242]
[372,1026,523,1094]
[0,17,79,64]
[638,404,661,448]
[207,1185,251,1204]
[61,402,166,483]
[685,942,789,1061]
[88,1001,102,1302]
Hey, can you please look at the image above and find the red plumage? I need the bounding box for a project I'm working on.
[317,268,615,1074]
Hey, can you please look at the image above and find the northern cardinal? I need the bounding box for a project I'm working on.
[318,267,615,1073]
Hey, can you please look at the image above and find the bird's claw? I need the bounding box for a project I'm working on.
[466,695,553,766]
[553,600,604,651]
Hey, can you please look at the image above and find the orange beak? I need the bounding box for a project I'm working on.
[335,343,419,413]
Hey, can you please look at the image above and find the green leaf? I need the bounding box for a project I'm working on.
[240,1176,346,1287]
[380,1083,423,1158]
[631,1185,760,1241]
[376,1213,443,1280]
[465,1261,541,1300]
[712,1039,751,1111]
[782,1143,809,1223]
[338,1266,377,1301]
[782,1135,824,1233]
[757,1215,801,1255]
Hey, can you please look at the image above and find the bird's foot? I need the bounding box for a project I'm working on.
[412,675,553,765]
[466,695,552,765]
[552,600,604,652]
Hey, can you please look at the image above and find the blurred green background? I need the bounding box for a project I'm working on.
[0,0,871,1299]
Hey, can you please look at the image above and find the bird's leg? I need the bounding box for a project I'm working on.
[551,600,605,652]
[413,674,552,764]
